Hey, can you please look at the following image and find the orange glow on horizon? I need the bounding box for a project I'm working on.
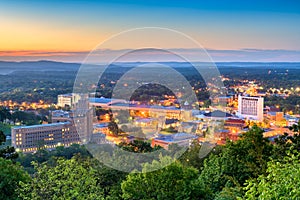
[0,16,112,52]
[0,50,88,57]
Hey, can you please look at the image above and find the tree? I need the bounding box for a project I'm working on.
[114,110,130,124]
[197,126,273,198]
[121,156,204,200]
[0,157,30,200]
[244,152,300,199]
[274,132,300,157]
[273,121,300,157]
[11,111,42,125]
[0,130,5,143]
[289,120,300,133]
[118,140,160,153]
[108,121,121,136]
[203,99,211,108]
[178,140,209,169]
[94,164,127,200]
[19,157,104,200]
[16,144,92,174]
[0,106,11,122]
[53,144,91,159]
[0,130,18,159]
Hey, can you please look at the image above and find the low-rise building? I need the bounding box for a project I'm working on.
[12,94,93,153]
[224,118,245,134]
[12,122,80,153]
[151,133,197,149]
[93,123,110,135]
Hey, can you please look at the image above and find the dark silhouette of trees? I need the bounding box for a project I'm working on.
[0,130,18,160]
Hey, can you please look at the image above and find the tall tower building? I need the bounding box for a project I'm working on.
[238,95,264,121]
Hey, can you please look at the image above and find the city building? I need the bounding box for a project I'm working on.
[90,132,107,144]
[238,95,264,121]
[89,97,127,107]
[151,133,197,149]
[89,97,182,119]
[51,110,70,123]
[12,122,80,153]
[285,116,299,127]
[195,110,233,121]
[224,119,245,134]
[12,94,93,153]
[212,96,234,105]
[57,93,81,108]
[12,109,93,153]
[134,118,156,127]
[217,129,240,145]
[93,123,110,135]
[267,112,284,121]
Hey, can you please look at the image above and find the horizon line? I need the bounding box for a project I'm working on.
[1,48,300,63]
[1,60,300,64]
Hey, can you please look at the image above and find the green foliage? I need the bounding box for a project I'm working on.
[16,144,91,173]
[0,145,18,159]
[89,143,164,173]
[108,121,121,136]
[244,152,300,199]
[0,106,11,122]
[11,111,42,125]
[265,95,300,113]
[178,140,211,169]
[274,132,300,157]
[198,126,273,198]
[214,186,243,200]
[130,83,175,101]
[2,123,299,199]
[94,164,127,200]
[0,69,76,103]
[289,120,300,133]
[19,157,104,200]
[0,130,18,159]
[0,123,11,136]
[274,121,300,158]
[203,99,211,108]
[0,130,5,144]
[0,157,30,200]
[51,144,91,159]
[121,156,203,200]
[118,140,161,153]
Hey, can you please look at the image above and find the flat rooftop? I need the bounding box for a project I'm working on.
[12,122,70,129]
[154,132,197,142]
[89,97,180,111]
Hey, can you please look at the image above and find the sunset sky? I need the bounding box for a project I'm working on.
[1,0,300,62]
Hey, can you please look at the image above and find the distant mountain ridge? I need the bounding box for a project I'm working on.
[0,60,81,75]
[0,60,300,75]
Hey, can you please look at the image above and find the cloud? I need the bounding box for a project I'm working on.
[0,48,300,63]
[207,49,300,62]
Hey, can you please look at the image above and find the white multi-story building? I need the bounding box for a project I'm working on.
[238,95,264,121]
[57,93,81,108]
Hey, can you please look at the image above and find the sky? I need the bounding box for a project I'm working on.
[0,0,300,62]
